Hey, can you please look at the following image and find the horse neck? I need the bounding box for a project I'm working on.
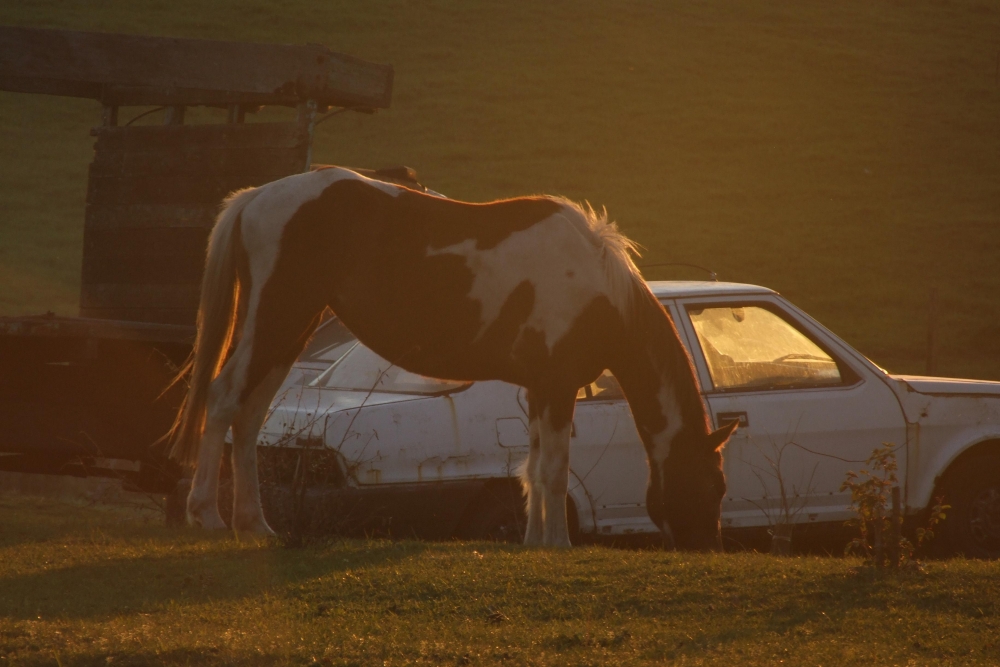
[612,291,710,452]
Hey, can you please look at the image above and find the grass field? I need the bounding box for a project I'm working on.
[0,495,997,666]
[2,7,998,663]
[0,1,998,379]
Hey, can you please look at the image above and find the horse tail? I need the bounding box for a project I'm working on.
[165,187,262,467]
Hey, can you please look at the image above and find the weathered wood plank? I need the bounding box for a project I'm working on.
[77,120,309,325]
[81,228,208,284]
[92,122,308,152]
[85,205,217,231]
[86,168,296,206]
[90,146,309,177]
[78,306,198,326]
[86,174,229,207]
[100,85,297,108]
[0,26,393,109]
[81,284,201,310]
[80,255,204,286]
[0,75,100,100]
[0,314,194,344]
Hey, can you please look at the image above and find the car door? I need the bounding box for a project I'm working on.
[570,370,656,536]
[671,296,908,529]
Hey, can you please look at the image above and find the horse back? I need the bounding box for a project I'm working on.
[248,169,631,387]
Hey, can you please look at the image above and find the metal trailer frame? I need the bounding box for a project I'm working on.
[0,26,394,508]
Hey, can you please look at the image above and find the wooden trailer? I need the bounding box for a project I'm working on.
[0,26,395,518]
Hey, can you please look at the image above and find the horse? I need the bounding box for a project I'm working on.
[166,166,737,550]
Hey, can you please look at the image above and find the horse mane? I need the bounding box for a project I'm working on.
[554,198,645,316]
[555,199,711,435]
[632,281,713,434]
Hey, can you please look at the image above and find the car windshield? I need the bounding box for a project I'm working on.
[576,369,625,401]
[311,343,468,395]
[299,317,357,363]
[688,305,842,390]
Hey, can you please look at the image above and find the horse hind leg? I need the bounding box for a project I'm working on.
[229,360,295,537]
[186,341,254,530]
[227,299,323,536]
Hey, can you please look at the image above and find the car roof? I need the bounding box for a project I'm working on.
[646,280,775,298]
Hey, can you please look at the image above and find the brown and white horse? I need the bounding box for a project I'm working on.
[167,167,736,549]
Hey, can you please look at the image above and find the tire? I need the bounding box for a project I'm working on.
[939,455,1000,559]
[461,486,527,543]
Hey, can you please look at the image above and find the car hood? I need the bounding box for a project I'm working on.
[891,375,1000,397]
[257,387,439,447]
[272,388,434,417]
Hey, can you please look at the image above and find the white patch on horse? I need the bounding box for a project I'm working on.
[243,170,341,289]
[427,205,629,351]
[237,168,402,389]
[234,172,331,392]
[649,381,683,464]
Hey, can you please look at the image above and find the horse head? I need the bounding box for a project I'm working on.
[646,420,737,552]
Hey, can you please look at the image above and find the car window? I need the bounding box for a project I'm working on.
[312,343,468,395]
[299,317,357,363]
[687,305,842,391]
[576,369,625,401]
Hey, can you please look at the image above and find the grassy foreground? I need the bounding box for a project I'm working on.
[1,1,999,380]
[1,496,998,666]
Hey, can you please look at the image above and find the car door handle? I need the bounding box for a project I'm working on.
[716,411,749,428]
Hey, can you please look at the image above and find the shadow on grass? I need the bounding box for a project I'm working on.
[0,535,426,622]
[0,495,168,549]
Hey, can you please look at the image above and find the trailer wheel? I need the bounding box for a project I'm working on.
[166,478,191,527]
[939,455,1000,559]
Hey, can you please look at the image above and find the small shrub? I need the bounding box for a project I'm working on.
[916,496,950,549]
[740,439,818,556]
[841,443,949,568]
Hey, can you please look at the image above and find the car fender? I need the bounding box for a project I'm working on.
[902,391,1000,511]
[567,468,598,535]
[323,381,526,485]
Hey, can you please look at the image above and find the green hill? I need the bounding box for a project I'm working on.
[1,1,998,378]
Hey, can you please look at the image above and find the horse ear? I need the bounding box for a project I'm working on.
[706,419,739,451]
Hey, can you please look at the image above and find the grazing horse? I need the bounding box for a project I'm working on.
[167,167,737,549]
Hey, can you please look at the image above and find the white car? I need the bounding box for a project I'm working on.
[256,281,1000,556]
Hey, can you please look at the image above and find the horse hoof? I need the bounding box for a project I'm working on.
[234,519,276,539]
[187,509,228,531]
[236,528,276,542]
[542,532,572,548]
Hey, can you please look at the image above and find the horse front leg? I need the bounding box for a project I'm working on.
[538,392,575,548]
[521,404,544,546]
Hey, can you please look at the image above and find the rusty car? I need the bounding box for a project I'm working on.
[253,281,1000,557]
